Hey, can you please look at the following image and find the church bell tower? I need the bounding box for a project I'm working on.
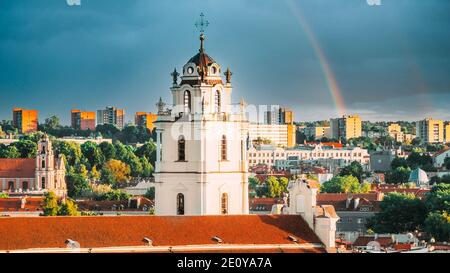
[154,26,249,216]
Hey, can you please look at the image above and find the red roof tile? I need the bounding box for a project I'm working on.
[0,158,35,178]
[317,193,382,202]
[0,215,324,252]
[353,236,393,247]
[0,197,43,212]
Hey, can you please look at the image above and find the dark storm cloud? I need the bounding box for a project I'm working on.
[0,0,449,123]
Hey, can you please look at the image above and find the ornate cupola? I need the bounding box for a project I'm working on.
[180,34,223,86]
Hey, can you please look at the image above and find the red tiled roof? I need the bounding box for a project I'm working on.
[317,193,382,202]
[377,188,430,198]
[0,197,43,212]
[0,158,35,178]
[305,142,343,148]
[353,236,393,247]
[0,215,324,252]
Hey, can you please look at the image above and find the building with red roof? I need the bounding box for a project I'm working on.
[0,215,326,253]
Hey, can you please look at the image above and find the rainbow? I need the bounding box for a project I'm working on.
[286,0,346,117]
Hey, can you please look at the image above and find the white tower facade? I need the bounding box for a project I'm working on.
[154,34,249,215]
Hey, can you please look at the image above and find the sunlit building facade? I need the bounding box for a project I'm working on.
[12,108,38,134]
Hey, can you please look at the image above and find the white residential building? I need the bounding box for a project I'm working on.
[248,144,370,168]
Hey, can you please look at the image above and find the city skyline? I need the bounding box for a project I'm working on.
[1,0,450,124]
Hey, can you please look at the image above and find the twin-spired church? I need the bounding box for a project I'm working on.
[154,33,250,215]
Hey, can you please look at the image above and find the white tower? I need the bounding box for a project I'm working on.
[154,33,249,215]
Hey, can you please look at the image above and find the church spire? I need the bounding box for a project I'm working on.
[199,33,205,53]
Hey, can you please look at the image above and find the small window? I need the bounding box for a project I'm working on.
[177,193,185,215]
[221,193,228,215]
[178,135,186,161]
[41,177,46,189]
[41,159,45,169]
[184,90,191,113]
[221,135,227,161]
[8,181,14,191]
[215,90,221,113]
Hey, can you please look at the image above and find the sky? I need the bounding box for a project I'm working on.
[0,0,449,125]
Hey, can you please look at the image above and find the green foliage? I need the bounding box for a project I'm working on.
[140,157,154,178]
[43,191,59,216]
[58,198,80,216]
[0,193,9,198]
[12,140,37,158]
[135,142,156,163]
[425,183,450,212]
[81,141,105,169]
[444,157,450,171]
[366,192,427,234]
[44,115,60,130]
[424,211,450,242]
[266,176,281,198]
[0,144,20,158]
[320,175,363,193]
[102,159,131,186]
[430,175,450,185]
[66,172,90,198]
[144,187,155,199]
[391,157,408,170]
[339,161,364,182]
[99,142,116,162]
[386,166,411,184]
[94,188,130,201]
[407,152,434,171]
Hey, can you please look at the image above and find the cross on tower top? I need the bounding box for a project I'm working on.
[195,12,209,34]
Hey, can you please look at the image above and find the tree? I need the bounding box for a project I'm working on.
[81,141,105,169]
[266,176,282,198]
[425,211,450,242]
[386,166,411,184]
[44,115,60,130]
[0,144,20,158]
[140,157,154,178]
[366,192,427,234]
[54,140,82,167]
[66,172,90,198]
[58,198,80,216]
[425,183,450,212]
[320,175,362,193]
[90,165,101,181]
[391,157,408,170]
[135,141,157,164]
[444,157,450,171]
[278,177,289,194]
[407,152,433,170]
[99,141,116,162]
[43,191,59,216]
[0,193,9,198]
[96,124,120,139]
[144,187,155,199]
[339,161,364,182]
[102,159,131,186]
[12,140,37,158]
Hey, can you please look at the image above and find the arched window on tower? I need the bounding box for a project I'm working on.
[178,135,186,161]
[215,90,221,113]
[41,177,46,189]
[221,193,228,215]
[221,135,227,161]
[177,193,185,215]
[41,159,45,169]
[184,90,191,113]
